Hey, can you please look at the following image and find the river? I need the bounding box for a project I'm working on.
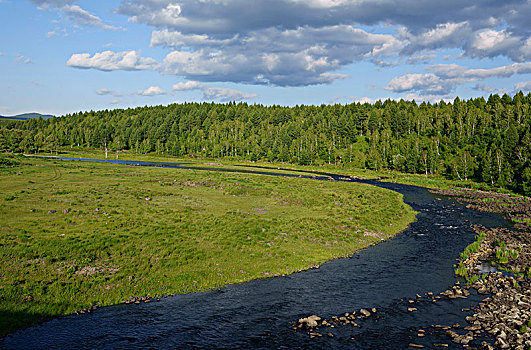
[3,158,507,349]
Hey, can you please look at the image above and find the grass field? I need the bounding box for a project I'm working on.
[0,154,416,335]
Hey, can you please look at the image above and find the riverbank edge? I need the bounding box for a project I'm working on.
[430,188,531,349]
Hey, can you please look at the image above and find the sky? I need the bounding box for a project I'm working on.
[1,0,531,116]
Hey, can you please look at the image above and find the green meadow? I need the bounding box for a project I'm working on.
[0,155,416,335]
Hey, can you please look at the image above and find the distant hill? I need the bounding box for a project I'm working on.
[0,113,54,121]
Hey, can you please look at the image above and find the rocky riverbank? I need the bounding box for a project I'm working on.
[432,188,531,349]
[430,188,531,232]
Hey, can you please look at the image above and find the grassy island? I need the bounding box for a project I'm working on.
[0,155,416,335]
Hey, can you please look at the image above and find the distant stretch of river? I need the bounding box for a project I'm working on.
[4,157,506,349]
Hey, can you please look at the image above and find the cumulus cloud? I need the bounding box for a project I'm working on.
[400,23,531,62]
[172,81,203,91]
[172,81,257,102]
[400,22,470,55]
[386,73,450,95]
[111,0,531,87]
[67,50,160,71]
[156,25,393,86]
[31,0,120,30]
[137,86,169,96]
[387,62,531,95]
[466,29,525,61]
[117,0,531,37]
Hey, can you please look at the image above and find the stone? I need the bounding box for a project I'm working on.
[360,309,371,317]
[298,315,321,328]
[478,287,488,294]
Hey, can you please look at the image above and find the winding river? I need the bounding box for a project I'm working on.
[3,158,508,349]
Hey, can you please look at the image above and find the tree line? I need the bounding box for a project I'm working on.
[1,92,530,194]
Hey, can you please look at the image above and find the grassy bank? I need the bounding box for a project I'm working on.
[0,155,416,335]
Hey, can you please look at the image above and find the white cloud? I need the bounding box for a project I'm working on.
[137,86,169,96]
[117,0,531,38]
[515,81,531,92]
[472,29,511,51]
[150,29,236,47]
[31,0,120,30]
[350,96,391,104]
[387,62,531,96]
[405,54,436,65]
[400,22,470,54]
[172,81,256,102]
[172,81,204,91]
[201,86,257,102]
[61,5,120,31]
[110,99,120,104]
[287,0,351,8]
[67,50,160,71]
[127,3,185,28]
[15,54,32,64]
[31,0,75,9]
[157,25,397,86]
[429,62,531,80]
[465,29,523,60]
[386,73,449,94]
[95,88,122,97]
[114,1,531,87]
[474,83,497,93]
[0,52,5,56]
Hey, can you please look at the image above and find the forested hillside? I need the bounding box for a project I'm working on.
[1,92,530,194]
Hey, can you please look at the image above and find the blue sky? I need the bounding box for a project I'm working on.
[1,0,530,116]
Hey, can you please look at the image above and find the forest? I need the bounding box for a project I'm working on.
[1,92,530,195]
